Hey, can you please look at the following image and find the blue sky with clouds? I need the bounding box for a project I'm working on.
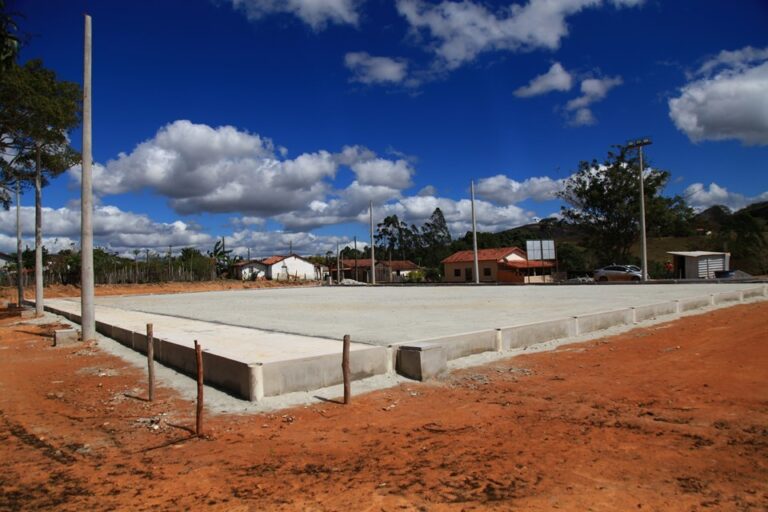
[4,0,767,258]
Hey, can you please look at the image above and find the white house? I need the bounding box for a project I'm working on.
[231,260,267,280]
[261,255,320,280]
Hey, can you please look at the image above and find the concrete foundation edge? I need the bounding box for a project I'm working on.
[42,284,766,399]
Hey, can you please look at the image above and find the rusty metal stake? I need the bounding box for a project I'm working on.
[195,340,204,437]
[147,323,155,401]
[342,334,351,404]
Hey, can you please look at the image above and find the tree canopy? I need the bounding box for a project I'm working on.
[0,1,20,71]
[558,145,690,264]
[0,58,81,179]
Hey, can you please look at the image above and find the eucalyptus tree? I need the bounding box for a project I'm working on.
[0,59,81,314]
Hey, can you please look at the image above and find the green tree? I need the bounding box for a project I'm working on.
[208,238,232,277]
[711,210,767,275]
[0,1,20,71]
[648,195,695,237]
[418,207,452,268]
[340,246,365,259]
[375,215,416,261]
[558,145,675,264]
[1,59,82,313]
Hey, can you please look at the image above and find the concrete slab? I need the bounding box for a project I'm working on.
[44,282,765,400]
[44,300,385,401]
[80,283,762,345]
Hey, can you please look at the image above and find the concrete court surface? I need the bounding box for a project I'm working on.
[72,282,761,346]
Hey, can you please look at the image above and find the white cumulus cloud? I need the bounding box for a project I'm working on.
[345,52,410,85]
[669,46,768,146]
[0,204,213,255]
[227,0,360,30]
[565,75,623,126]
[514,62,573,97]
[396,0,644,71]
[684,182,768,212]
[475,175,565,205]
[69,122,420,219]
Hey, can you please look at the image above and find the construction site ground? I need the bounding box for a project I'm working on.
[0,282,766,511]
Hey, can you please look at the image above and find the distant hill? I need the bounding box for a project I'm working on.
[692,205,731,231]
[739,201,768,222]
[691,201,768,231]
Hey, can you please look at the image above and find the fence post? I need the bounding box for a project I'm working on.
[195,340,204,437]
[342,334,351,404]
[147,323,155,401]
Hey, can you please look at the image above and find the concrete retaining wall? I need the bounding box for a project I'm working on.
[714,290,743,305]
[501,318,576,350]
[677,296,712,312]
[743,286,765,299]
[388,329,497,366]
[430,330,497,360]
[575,309,634,335]
[260,346,387,398]
[632,302,679,323]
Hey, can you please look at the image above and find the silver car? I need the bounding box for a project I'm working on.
[593,264,642,282]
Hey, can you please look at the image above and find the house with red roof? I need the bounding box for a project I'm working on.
[441,247,555,283]
[330,258,420,283]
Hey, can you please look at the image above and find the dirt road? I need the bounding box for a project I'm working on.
[0,299,766,511]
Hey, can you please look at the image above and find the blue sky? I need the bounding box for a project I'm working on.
[3,0,767,258]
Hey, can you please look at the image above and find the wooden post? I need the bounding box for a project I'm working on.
[342,334,351,404]
[146,323,155,401]
[195,340,204,437]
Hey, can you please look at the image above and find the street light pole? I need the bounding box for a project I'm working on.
[470,180,479,284]
[626,138,652,282]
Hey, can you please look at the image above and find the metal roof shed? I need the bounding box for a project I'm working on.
[667,251,730,279]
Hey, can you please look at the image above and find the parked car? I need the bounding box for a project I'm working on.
[593,264,642,282]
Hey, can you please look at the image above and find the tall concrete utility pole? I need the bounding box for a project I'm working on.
[34,147,43,315]
[470,180,479,284]
[638,146,648,282]
[626,138,652,282]
[80,14,95,341]
[369,200,376,284]
[15,180,23,307]
[336,242,341,284]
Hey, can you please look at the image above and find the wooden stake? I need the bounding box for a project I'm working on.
[195,340,204,437]
[342,334,351,404]
[147,323,155,401]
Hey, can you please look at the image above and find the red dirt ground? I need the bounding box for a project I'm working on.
[0,288,766,511]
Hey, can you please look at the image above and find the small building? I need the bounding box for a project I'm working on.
[261,254,321,281]
[231,260,267,281]
[441,247,555,283]
[667,251,730,279]
[387,259,420,281]
[330,258,420,283]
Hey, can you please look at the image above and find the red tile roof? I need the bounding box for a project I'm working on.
[340,258,374,268]
[261,255,287,266]
[387,260,420,271]
[232,259,265,267]
[338,259,419,270]
[441,247,524,264]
